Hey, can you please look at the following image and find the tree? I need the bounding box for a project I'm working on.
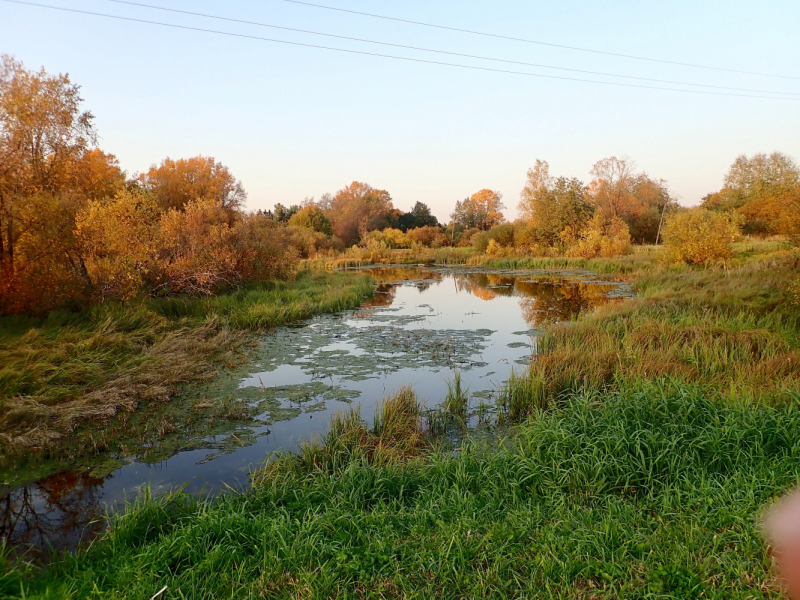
[588,157,676,243]
[326,181,394,246]
[68,149,126,202]
[139,156,246,213]
[288,206,333,236]
[452,189,505,231]
[588,156,636,219]
[398,201,438,231]
[723,152,799,200]
[0,54,96,281]
[273,203,300,223]
[705,153,800,235]
[518,159,553,222]
[518,160,594,249]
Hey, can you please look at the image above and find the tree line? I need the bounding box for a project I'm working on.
[3,54,799,315]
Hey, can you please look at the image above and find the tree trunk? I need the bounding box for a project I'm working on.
[6,219,13,276]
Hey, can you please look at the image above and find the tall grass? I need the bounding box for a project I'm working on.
[6,381,800,598]
[257,387,427,480]
[497,245,800,421]
[0,271,374,467]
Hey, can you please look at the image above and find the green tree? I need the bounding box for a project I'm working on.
[398,201,438,231]
[273,203,300,223]
[518,160,594,249]
[288,206,333,236]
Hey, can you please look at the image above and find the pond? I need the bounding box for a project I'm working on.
[1,266,631,558]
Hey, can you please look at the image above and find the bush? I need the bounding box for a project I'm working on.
[361,228,412,249]
[566,213,631,258]
[661,208,741,265]
[456,227,479,247]
[406,226,448,248]
[474,224,516,254]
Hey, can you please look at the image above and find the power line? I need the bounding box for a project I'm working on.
[96,0,800,97]
[2,0,799,101]
[283,0,800,82]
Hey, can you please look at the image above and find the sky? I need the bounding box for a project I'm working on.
[2,0,799,221]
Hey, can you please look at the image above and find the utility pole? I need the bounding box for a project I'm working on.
[655,193,669,245]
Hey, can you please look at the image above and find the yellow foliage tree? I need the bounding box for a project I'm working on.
[661,208,741,265]
[76,189,163,301]
[566,213,631,259]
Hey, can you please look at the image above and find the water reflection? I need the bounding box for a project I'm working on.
[1,471,106,560]
[2,266,631,561]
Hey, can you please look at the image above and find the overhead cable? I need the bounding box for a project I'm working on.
[97,0,800,97]
[2,0,798,101]
[282,0,800,81]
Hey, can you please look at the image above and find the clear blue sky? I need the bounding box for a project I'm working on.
[2,0,799,220]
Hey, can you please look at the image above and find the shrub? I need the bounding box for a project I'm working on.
[406,226,448,248]
[474,224,516,254]
[566,213,631,258]
[362,228,412,249]
[661,208,741,265]
[456,228,479,247]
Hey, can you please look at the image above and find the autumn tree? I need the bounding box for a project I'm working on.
[288,205,333,236]
[703,153,800,235]
[325,181,394,246]
[724,152,799,200]
[0,55,96,282]
[518,159,594,249]
[67,149,126,202]
[452,189,505,231]
[588,156,675,243]
[139,156,246,214]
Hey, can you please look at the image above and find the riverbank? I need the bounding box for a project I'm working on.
[0,271,374,485]
[4,240,800,598]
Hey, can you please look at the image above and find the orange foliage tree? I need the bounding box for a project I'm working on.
[452,189,505,231]
[703,153,800,235]
[325,181,394,246]
[139,156,247,214]
[588,156,675,243]
[0,55,299,314]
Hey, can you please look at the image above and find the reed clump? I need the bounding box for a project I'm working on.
[256,387,428,482]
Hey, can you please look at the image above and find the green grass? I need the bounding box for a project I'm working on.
[0,270,374,471]
[4,380,798,598]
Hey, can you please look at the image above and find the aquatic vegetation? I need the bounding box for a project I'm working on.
[0,271,374,480]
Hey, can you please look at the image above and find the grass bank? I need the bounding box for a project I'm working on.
[0,271,374,479]
[494,241,800,421]
[4,381,799,598]
[304,247,475,269]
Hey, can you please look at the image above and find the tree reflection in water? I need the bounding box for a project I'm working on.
[516,280,617,327]
[1,470,106,561]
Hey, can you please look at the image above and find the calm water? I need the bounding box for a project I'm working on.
[1,266,630,558]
